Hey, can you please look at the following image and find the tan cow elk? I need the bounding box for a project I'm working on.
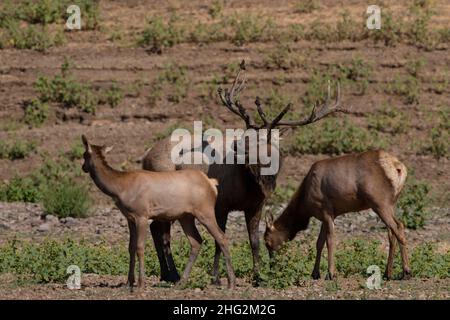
[143,61,352,284]
[81,135,236,289]
[265,150,411,280]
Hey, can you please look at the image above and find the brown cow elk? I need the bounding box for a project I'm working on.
[143,60,352,284]
[81,135,236,289]
[265,150,411,280]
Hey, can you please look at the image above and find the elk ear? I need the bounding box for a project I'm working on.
[81,134,91,153]
[102,145,113,154]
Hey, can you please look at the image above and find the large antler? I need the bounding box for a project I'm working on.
[217,60,256,129]
[275,81,352,127]
[218,60,294,131]
[218,61,352,131]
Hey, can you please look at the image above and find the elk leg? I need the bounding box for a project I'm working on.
[136,217,149,289]
[324,215,336,280]
[198,213,236,289]
[177,215,203,287]
[127,219,137,288]
[245,208,262,285]
[150,220,180,283]
[384,228,396,280]
[312,223,326,280]
[375,206,411,279]
[211,210,228,285]
[393,216,411,279]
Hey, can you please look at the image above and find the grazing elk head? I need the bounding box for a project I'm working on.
[217,60,351,197]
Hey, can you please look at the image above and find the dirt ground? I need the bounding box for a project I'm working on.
[0,0,449,300]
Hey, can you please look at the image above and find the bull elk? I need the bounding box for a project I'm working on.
[143,60,352,284]
[264,150,411,280]
[81,135,236,289]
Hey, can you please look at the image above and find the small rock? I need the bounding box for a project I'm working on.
[37,222,52,232]
[45,214,59,223]
[0,222,10,230]
[194,288,202,293]
[61,217,78,227]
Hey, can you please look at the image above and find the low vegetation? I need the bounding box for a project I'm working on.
[284,119,386,155]
[368,105,410,135]
[148,63,190,106]
[397,176,431,229]
[0,0,99,51]
[31,58,128,116]
[0,237,447,288]
[0,139,36,160]
[0,155,91,218]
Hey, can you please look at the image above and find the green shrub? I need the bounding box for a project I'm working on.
[0,18,64,51]
[420,111,449,159]
[335,239,386,277]
[0,156,81,203]
[0,0,100,29]
[0,139,36,160]
[295,0,319,14]
[368,106,410,135]
[208,0,224,19]
[410,243,450,278]
[285,119,386,155]
[368,10,404,46]
[396,177,430,229]
[0,175,41,202]
[386,75,420,104]
[42,178,91,218]
[138,15,185,53]
[263,45,304,70]
[102,82,123,108]
[24,99,49,127]
[149,63,189,105]
[228,14,275,46]
[67,141,85,160]
[0,237,448,286]
[35,59,98,114]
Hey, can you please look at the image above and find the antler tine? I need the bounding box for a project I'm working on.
[254,96,269,127]
[217,60,258,129]
[217,87,242,117]
[274,81,352,127]
[269,103,292,129]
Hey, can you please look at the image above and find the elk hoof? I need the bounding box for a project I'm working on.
[311,271,321,280]
[401,270,412,280]
[251,274,262,287]
[325,272,335,280]
[227,282,236,290]
[161,272,181,283]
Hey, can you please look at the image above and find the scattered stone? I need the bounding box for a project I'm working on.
[61,217,78,227]
[0,222,10,230]
[37,222,52,232]
[45,214,59,224]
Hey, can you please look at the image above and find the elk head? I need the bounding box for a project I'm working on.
[81,134,113,173]
[264,211,286,258]
[217,60,352,196]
